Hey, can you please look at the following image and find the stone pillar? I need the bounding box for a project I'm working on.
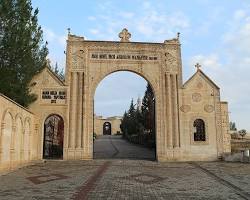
[10,125,16,167]
[76,72,83,148]
[162,73,167,151]
[172,74,180,148]
[20,129,24,162]
[82,75,86,149]
[0,122,5,162]
[166,74,173,148]
[69,72,78,148]
[34,124,39,160]
[176,74,181,147]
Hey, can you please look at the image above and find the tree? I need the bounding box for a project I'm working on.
[141,83,155,134]
[229,122,237,131]
[54,62,59,75]
[239,129,247,140]
[0,0,48,107]
[120,83,156,147]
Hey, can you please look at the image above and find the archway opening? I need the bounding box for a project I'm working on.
[43,114,64,159]
[93,71,156,161]
[103,122,111,135]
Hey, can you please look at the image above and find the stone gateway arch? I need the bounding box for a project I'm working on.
[28,29,231,161]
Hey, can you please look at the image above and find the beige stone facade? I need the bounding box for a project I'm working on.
[0,29,231,167]
[94,115,122,136]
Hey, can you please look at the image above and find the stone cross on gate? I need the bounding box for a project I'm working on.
[195,63,201,71]
[119,28,131,42]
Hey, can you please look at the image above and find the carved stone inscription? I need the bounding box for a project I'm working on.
[41,90,66,104]
[91,53,158,61]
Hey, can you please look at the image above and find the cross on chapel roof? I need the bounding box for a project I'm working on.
[119,28,131,42]
[195,63,201,71]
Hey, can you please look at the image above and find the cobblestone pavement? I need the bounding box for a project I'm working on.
[0,136,250,199]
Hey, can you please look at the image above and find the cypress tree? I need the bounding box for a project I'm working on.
[0,0,48,107]
[141,83,155,133]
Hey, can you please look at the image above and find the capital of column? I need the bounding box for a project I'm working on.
[1,122,5,130]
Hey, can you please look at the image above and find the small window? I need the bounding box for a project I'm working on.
[193,119,206,141]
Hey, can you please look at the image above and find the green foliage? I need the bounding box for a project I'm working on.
[141,83,155,133]
[229,121,237,131]
[49,61,65,81]
[0,0,48,107]
[121,83,155,148]
[239,129,247,139]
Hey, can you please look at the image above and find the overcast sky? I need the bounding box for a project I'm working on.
[32,0,250,131]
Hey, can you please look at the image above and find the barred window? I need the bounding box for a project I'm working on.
[193,119,206,141]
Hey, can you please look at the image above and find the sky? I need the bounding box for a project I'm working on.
[32,0,250,131]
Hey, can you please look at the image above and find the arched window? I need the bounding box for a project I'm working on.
[193,119,206,141]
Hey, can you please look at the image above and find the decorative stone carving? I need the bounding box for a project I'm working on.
[164,52,177,70]
[204,105,214,113]
[180,105,191,113]
[192,93,202,102]
[119,28,131,42]
[71,49,84,69]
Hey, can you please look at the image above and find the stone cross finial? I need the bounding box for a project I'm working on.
[195,63,201,71]
[177,32,180,40]
[67,28,71,35]
[119,28,131,42]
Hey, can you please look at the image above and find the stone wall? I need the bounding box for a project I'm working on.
[221,102,231,153]
[0,94,39,173]
[94,115,122,135]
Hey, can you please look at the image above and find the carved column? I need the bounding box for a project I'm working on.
[10,125,16,166]
[166,74,173,148]
[76,72,83,148]
[82,74,86,149]
[0,122,5,161]
[176,74,181,147]
[162,73,167,152]
[81,73,85,148]
[20,129,24,161]
[172,74,180,148]
[34,124,39,159]
[69,72,78,148]
[10,125,16,150]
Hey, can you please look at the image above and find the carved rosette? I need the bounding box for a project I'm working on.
[180,105,191,113]
[192,93,202,102]
[204,105,214,113]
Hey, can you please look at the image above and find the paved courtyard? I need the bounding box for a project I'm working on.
[94,135,155,160]
[0,135,250,200]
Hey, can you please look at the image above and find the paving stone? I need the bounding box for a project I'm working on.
[0,136,249,199]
